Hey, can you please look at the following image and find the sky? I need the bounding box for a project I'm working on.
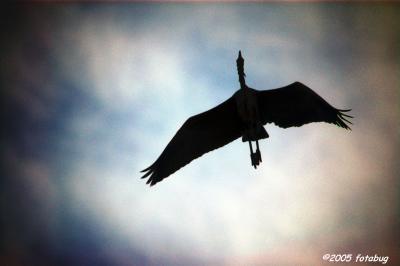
[1,2,399,266]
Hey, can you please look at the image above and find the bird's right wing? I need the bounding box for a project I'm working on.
[256,82,352,129]
[141,96,243,186]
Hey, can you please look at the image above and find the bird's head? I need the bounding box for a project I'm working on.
[237,50,244,62]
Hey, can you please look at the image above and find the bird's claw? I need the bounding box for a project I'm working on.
[256,148,262,163]
[251,152,257,168]
[251,149,262,168]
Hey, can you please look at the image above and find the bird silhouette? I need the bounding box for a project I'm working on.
[141,51,352,186]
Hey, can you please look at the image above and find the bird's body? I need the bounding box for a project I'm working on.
[234,86,256,125]
[141,51,352,186]
[234,86,266,140]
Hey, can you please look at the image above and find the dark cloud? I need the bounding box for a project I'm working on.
[1,3,399,265]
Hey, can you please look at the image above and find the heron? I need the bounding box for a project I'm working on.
[141,51,352,186]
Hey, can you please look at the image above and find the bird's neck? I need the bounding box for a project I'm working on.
[239,76,247,90]
[236,51,247,90]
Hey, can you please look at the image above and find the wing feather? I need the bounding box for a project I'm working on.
[257,82,352,129]
[141,96,243,186]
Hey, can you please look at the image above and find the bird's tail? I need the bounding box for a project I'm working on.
[242,125,269,142]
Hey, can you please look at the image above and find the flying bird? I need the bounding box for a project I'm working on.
[141,51,352,186]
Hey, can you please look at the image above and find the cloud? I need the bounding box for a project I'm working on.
[2,3,399,265]
[62,3,398,260]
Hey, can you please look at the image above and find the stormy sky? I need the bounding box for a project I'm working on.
[1,3,399,266]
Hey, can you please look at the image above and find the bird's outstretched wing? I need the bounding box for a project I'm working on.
[141,96,243,186]
[257,82,352,129]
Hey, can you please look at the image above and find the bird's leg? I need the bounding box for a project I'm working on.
[248,141,257,169]
[255,139,262,164]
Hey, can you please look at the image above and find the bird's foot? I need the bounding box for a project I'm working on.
[256,148,262,163]
[251,152,258,169]
[251,152,262,168]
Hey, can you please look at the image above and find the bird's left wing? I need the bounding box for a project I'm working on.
[141,96,243,186]
[256,82,352,129]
